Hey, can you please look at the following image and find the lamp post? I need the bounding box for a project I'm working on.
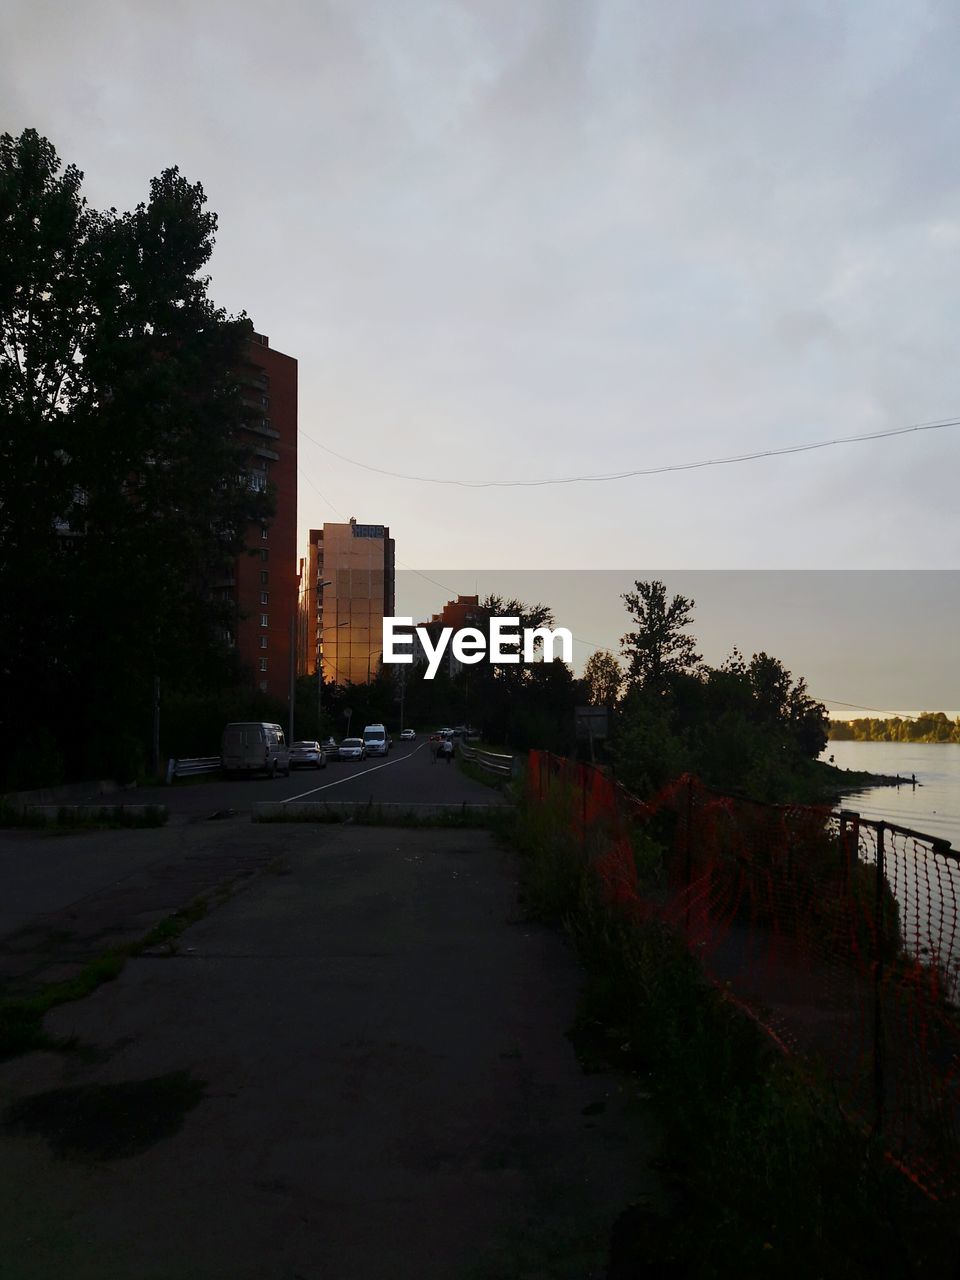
[318,618,349,738]
[313,579,332,733]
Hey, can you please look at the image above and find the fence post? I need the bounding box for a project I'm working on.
[873,821,886,1135]
[685,776,694,937]
[839,810,859,889]
[581,767,587,854]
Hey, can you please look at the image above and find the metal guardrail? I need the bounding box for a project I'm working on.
[165,756,221,783]
[458,742,515,778]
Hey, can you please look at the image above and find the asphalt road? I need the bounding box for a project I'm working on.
[0,745,505,941]
[0,824,658,1279]
[132,739,504,822]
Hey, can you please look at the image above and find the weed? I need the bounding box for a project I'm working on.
[508,783,960,1276]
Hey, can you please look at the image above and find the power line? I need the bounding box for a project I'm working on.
[821,699,920,720]
[297,466,347,521]
[298,417,960,490]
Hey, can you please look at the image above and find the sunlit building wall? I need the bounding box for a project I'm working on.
[303,519,395,685]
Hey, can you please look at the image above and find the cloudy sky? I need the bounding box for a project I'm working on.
[4,0,960,580]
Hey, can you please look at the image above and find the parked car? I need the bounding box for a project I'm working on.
[338,737,366,762]
[289,740,326,770]
[362,723,389,757]
[221,722,291,778]
[400,729,416,741]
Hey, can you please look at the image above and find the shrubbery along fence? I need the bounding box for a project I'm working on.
[527,750,960,1200]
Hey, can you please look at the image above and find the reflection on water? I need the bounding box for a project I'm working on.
[822,741,960,850]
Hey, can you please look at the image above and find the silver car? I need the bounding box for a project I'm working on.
[337,737,366,762]
[289,740,326,770]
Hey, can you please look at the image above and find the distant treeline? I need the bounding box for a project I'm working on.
[829,712,960,743]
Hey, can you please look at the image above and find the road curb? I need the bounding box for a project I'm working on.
[252,800,513,825]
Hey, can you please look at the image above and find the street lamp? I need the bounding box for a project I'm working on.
[318,618,349,736]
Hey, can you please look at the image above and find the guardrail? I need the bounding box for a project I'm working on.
[458,742,515,778]
[165,756,221,783]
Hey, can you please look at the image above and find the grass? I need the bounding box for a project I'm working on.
[505,782,960,1278]
[457,755,513,792]
[0,898,209,1060]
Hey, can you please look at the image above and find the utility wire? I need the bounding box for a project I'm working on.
[299,417,960,489]
[820,699,922,720]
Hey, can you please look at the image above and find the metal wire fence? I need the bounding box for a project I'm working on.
[527,750,960,1200]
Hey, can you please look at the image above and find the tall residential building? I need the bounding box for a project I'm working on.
[405,595,483,677]
[300,519,395,686]
[231,332,298,701]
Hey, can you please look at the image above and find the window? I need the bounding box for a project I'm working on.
[260,549,269,562]
[260,570,268,585]
[259,680,268,692]
[260,527,268,541]
[259,636,267,650]
[259,658,268,672]
[260,591,269,605]
[260,614,268,628]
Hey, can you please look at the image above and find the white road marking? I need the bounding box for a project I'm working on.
[281,743,428,803]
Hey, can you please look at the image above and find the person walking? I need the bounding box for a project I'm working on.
[442,737,454,765]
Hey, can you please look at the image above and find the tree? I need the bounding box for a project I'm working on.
[582,650,623,706]
[0,129,268,783]
[619,580,701,693]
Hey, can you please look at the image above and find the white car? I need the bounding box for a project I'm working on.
[400,729,416,741]
[289,740,326,770]
[337,737,366,761]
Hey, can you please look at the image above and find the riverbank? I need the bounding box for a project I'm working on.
[811,759,914,803]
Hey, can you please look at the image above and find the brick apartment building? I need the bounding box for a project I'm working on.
[299,520,395,686]
[405,595,483,677]
[231,332,298,702]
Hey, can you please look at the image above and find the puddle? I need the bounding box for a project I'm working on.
[2,1069,205,1160]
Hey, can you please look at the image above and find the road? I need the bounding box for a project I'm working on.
[0,744,504,946]
[133,739,504,822]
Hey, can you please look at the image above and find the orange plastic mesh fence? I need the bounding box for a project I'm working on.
[526,750,960,1200]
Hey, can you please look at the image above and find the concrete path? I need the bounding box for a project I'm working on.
[0,825,657,1280]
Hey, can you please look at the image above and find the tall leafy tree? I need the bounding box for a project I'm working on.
[620,579,701,693]
[0,129,268,783]
[582,650,623,706]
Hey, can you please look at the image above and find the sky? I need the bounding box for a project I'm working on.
[3,0,958,703]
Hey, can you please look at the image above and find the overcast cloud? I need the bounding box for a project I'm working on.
[3,0,959,572]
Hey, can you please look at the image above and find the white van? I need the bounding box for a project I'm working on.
[221,722,291,778]
[362,723,389,757]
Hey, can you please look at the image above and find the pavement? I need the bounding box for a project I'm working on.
[0,773,658,1279]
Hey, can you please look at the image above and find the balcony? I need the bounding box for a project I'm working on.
[239,418,280,441]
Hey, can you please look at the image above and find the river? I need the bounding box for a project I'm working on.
[822,740,960,850]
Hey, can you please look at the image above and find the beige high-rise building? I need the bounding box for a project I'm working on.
[300,519,395,686]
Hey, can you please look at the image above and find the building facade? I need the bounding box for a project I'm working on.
[300,519,395,686]
[232,332,298,702]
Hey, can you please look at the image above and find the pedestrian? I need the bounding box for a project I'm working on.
[442,737,454,765]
